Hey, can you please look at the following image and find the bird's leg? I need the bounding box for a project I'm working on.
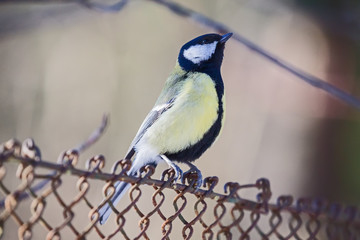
[160,155,183,182]
[182,162,203,188]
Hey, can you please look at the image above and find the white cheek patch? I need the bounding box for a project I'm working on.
[183,41,217,64]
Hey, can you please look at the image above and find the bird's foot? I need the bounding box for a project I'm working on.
[160,155,183,182]
[181,162,202,189]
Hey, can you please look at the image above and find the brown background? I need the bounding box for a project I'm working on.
[1,0,359,238]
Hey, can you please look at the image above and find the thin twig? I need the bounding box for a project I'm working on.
[78,0,129,12]
[149,0,360,110]
[0,114,109,208]
[75,113,109,154]
[3,0,359,109]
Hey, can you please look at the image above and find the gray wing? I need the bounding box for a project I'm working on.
[124,98,175,160]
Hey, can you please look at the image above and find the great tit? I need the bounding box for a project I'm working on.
[98,32,232,224]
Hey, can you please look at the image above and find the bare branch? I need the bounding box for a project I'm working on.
[75,113,109,154]
[78,0,129,12]
[2,1,358,109]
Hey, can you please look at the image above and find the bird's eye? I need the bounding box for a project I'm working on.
[202,39,211,44]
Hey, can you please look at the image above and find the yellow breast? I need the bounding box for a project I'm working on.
[143,72,219,154]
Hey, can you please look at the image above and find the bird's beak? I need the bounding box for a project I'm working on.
[220,33,233,44]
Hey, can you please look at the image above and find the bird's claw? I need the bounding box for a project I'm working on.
[172,164,183,182]
[160,155,203,187]
[160,154,183,183]
[181,168,203,189]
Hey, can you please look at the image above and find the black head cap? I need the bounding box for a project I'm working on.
[178,33,232,73]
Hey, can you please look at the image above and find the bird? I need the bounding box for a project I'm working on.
[98,32,232,224]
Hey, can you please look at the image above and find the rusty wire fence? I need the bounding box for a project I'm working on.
[0,138,359,240]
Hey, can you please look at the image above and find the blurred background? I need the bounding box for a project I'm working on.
[0,0,360,238]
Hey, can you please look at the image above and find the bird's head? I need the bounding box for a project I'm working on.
[178,33,232,73]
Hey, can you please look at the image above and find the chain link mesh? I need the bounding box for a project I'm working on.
[0,138,359,239]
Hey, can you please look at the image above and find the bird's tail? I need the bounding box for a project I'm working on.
[98,180,131,225]
[97,152,158,225]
